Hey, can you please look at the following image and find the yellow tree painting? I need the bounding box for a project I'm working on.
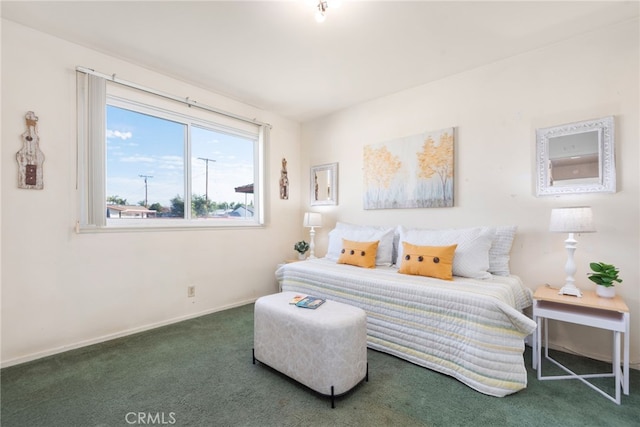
[363,128,454,209]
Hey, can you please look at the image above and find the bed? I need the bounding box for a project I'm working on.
[275,223,537,397]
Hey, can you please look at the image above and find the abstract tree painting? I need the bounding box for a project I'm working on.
[363,128,454,209]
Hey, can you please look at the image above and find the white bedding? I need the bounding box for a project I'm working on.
[276,258,537,397]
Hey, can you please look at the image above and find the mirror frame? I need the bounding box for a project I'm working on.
[310,162,338,206]
[535,116,616,196]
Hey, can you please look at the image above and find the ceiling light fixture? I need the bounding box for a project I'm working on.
[314,0,341,23]
[315,1,328,23]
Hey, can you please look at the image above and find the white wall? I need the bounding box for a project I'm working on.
[1,20,303,366]
[301,20,639,368]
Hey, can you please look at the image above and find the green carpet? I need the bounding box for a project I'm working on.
[1,303,639,426]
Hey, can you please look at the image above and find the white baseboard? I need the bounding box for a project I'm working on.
[1,298,256,368]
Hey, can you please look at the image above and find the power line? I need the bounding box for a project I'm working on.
[139,174,153,207]
[197,157,216,203]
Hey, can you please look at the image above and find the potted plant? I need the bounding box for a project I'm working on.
[294,240,310,260]
[587,262,622,298]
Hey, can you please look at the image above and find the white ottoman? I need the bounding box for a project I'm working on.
[253,291,368,407]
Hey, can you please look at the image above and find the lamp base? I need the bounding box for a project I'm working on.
[558,285,583,297]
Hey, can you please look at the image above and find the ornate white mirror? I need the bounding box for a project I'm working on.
[310,163,338,206]
[536,116,615,196]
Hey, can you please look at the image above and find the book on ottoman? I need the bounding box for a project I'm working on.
[295,296,325,309]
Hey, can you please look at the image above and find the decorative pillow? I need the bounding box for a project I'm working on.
[337,239,379,268]
[326,222,395,266]
[483,225,517,276]
[396,226,494,279]
[398,243,457,280]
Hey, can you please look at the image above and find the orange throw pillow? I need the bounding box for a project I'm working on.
[337,239,379,269]
[398,242,457,280]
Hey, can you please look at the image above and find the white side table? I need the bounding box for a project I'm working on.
[276,259,303,292]
[532,285,630,404]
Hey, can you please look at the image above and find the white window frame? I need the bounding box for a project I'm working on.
[76,70,267,232]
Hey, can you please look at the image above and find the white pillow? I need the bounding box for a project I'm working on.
[392,225,402,266]
[483,225,517,276]
[396,226,494,279]
[326,222,395,266]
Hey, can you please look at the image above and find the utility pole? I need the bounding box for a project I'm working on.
[139,174,153,207]
[198,157,216,204]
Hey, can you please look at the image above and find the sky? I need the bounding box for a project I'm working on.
[106,105,255,208]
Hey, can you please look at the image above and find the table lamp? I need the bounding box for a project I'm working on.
[303,212,322,259]
[549,206,596,297]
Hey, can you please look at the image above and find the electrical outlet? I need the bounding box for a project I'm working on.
[188,286,196,298]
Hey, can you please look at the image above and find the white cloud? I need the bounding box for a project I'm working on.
[107,129,133,140]
[159,155,184,168]
[120,156,155,163]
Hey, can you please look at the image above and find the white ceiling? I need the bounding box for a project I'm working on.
[2,1,638,122]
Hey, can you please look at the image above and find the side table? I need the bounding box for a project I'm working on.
[276,259,304,292]
[532,285,630,404]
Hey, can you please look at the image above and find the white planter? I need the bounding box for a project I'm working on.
[596,285,615,298]
[297,253,306,260]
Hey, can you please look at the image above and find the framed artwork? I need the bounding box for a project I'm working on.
[310,162,338,206]
[535,116,615,196]
[363,128,454,209]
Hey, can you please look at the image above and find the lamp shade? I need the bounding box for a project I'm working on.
[303,212,322,228]
[549,207,596,233]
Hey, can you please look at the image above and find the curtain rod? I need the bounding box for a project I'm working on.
[76,66,271,129]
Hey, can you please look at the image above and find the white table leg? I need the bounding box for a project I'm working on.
[536,316,543,379]
[614,330,621,404]
[624,312,629,395]
[532,312,538,369]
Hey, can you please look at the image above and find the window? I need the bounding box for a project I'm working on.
[77,70,266,230]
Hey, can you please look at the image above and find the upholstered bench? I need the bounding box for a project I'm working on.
[253,291,368,408]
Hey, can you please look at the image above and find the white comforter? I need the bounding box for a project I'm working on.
[276,258,537,397]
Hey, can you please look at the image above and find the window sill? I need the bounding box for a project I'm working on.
[76,219,264,234]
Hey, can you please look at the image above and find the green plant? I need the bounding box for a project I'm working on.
[587,262,622,288]
[294,240,310,254]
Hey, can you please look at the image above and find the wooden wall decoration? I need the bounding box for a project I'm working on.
[279,157,289,199]
[16,111,45,189]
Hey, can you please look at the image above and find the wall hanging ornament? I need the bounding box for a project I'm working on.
[16,111,45,189]
[279,157,289,199]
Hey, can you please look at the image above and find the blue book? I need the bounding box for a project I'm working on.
[295,296,326,309]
